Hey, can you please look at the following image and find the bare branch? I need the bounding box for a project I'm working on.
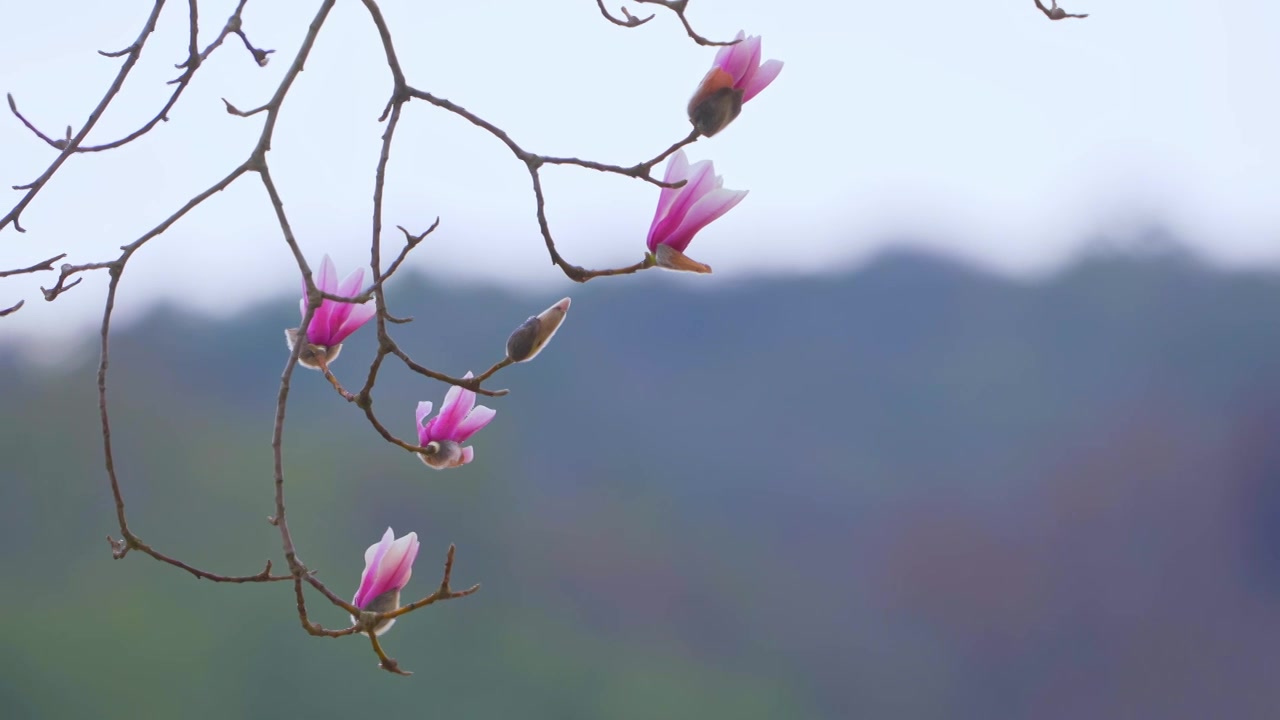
[385,219,440,287]
[360,544,479,674]
[0,253,65,278]
[2,0,167,233]
[96,255,287,583]
[8,0,760,676]
[631,0,741,46]
[595,0,655,28]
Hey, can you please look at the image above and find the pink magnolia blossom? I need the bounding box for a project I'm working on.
[687,31,783,136]
[415,372,497,470]
[645,150,747,273]
[351,527,420,636]
[283,254,376,370]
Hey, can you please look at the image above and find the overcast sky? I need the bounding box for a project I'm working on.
[2,0,1279,350]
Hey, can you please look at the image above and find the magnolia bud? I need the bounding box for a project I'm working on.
[284,328,342,370]
[687,69,743,137]
[653,244,713,274]
[506,297,571,363]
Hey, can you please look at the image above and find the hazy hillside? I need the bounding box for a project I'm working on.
[4,248,1280,718]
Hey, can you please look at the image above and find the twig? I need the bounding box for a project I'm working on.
[2,0,167,233]
[631,0,740,46]
[595,0,655,28]
[384,220,440,288]
[0,253,65,277]
[362,544,479,675]
[404,87,691,282]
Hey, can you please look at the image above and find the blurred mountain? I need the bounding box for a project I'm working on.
[3,247,1280,718]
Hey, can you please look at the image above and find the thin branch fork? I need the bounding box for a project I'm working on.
[2,0,167,234]
[298,543,479,675]
[93,216,287,584]
[359,0,718,286]
[595,0,655,28]
[610,0,741,46]
[7,0,273,160]
[403,86,687,283]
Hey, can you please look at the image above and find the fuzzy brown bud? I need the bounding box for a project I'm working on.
[688,83,744,137]
[506,297,571,363]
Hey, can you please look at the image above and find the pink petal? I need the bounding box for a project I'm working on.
[332,301,375,344]
[721,34,760,86]
[712,30,747,74]
[379,532,419,592]
[453,405,496,442]
[316,255,338,294]
[648,159,718,251]
[460,446,474,465]
[324,266,367,335]
[742,59,783,103]
[662,187,748,253]
[306,302,335,345]
[415,401,434,443]
[650,150,691,232]
[306,257,338,344]
[434,374,477,439]
[336,266,365,298]
[354,528,395,608]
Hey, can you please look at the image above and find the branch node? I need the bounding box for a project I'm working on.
[596,0,655,27]
[106,535,131,559]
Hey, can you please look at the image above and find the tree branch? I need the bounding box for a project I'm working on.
[2,0,168,233]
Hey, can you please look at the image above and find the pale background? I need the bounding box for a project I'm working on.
[2,0,1278,355]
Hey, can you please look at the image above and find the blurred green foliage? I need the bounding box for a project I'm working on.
[4,247,1280,717]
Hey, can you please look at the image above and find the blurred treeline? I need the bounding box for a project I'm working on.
[3,247,1280,718]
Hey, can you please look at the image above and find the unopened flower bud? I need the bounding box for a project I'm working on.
[685,32,782,137]
[687,75,743,137]
[350,528,419,637]
[506,297,571,363]
[284,327,342,369]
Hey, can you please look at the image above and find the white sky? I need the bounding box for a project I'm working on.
[2,0,1279,349]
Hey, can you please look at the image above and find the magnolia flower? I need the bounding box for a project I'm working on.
[284,255,376,370]
[645,150,747,273]
[415,373,496,470]
[687,31,783,137]
[506,297,571,364]
[351,527,419,636]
